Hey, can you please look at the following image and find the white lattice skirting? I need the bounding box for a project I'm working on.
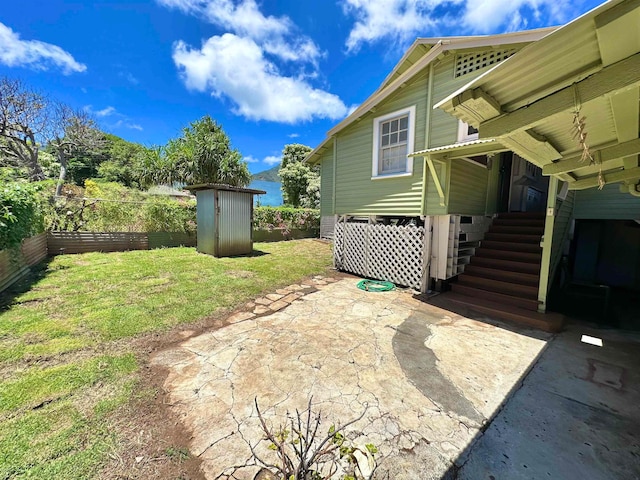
[334,223,425,290]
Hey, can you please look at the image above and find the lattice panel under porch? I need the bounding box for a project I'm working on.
[341,223,368,277]
[367,225,425,290]
[333,222,425,290]
[333,223,344,269]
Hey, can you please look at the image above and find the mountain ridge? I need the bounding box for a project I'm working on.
[251,164,280,182]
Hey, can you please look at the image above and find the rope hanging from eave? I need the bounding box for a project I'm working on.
[572,84,605,190]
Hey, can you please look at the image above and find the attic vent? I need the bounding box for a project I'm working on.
[455,49,517,78]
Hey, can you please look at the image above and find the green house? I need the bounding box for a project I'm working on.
[307,0,640,331]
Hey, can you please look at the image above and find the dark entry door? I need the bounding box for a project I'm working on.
[496,153,512,213]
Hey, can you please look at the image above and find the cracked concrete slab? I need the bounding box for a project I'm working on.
[151,278,550,479]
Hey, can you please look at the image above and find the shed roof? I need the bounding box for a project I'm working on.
[186,184,266,195]
[435,0,640,194]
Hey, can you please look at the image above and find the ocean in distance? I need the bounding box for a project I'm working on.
[250,180,283,207]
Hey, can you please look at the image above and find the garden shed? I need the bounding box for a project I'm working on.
[187,184,266,257]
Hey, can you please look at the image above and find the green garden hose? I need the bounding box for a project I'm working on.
[357,279,395,292]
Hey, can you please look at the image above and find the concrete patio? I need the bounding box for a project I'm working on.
[151,276,640,479]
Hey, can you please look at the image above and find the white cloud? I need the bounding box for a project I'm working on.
[85,105,143,131]
[97,106,116,117]
[342,0,438,52]
[84,105,116,117]
[173,34,350,123]
[288,133,300,138]
[157,0,322,65]
[119,71,140,85]
[341,0,578,51]
[113,119,144,131]
[243,155,260,163]
[264,155,281,166]
[0,22,86,74]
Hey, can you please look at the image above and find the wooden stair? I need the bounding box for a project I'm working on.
[445,212,563,333]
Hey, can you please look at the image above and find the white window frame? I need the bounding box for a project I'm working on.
[371,105,416,179]
[457,120,479,143]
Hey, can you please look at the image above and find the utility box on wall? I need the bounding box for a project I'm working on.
[186,184,266,257]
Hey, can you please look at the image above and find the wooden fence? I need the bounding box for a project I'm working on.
[0,233,48,293]
[47,232,150,255]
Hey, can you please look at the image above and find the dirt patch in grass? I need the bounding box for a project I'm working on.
[98,271,351,479]
[94,308,241,479]
[97,371,206,480]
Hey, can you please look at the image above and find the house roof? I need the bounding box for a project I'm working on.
[305,28,556,165]
[435,0,640,195]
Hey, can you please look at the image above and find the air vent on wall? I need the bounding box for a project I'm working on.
[455,49,517,78]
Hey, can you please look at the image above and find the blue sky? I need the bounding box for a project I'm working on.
[0,0,602,174]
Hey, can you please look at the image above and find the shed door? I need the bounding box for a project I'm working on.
[217,190,253,256]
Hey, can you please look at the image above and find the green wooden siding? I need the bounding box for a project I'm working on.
[447,160,489,215]
[333,71,428,216]
[319,145,334,217]
[319,46,528,217]
[574,184,640,219]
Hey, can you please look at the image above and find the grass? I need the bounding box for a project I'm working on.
[0,240,333,479]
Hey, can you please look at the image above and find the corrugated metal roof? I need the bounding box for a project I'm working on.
[409,138,503,157]
[186,183,266,195]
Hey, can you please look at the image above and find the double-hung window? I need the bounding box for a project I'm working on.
[372,106,415,178]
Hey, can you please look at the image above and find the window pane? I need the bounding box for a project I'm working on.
[399,130,407,142]
[382,122,390,134]
[390,132,398,144]
[390,119,399,132]
[381,134,389,146]
[379,145,407,174]
[399,116,408,130]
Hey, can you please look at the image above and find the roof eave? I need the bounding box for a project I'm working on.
[434,0,628,121]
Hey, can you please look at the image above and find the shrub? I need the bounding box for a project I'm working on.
[254,206,319,232]
[43,180,197,233]
[0,182,45,250]
[142,199,196,233]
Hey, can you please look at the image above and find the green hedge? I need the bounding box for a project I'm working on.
[0,182,45,250]
[253,206,319,232]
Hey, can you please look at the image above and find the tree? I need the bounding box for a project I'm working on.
[48,105,106,196]
[0,77,48,180]
[97,134,148,187]
[141,115,250,188]
[0,77,105,191]
[136,145,172,188]
[278,144,319,208]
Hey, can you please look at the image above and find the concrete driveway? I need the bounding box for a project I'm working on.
[151,276,640,479]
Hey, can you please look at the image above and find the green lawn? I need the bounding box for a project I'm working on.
[0,240,333,479]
